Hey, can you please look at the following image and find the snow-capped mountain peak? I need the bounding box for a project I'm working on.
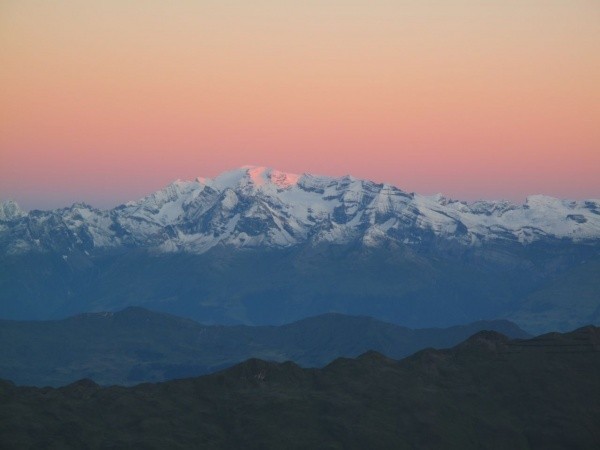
[0,200,26,221]
[1,167,599,254]
[209,166,300,191]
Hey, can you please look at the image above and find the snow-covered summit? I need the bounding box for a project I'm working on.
[203,166,303,193]
[0,200,26,221]
[1,167,599,254]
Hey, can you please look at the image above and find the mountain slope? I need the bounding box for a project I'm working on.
[507,259,600,333]
[1,166,599,331]
[1,326,598,449]
[2,166,599,255]
[1,241,598,332]
[0,307,529,386]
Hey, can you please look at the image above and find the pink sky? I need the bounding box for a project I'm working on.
[1,1,599,210]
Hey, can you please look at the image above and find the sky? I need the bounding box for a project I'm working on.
[1,0,599,210]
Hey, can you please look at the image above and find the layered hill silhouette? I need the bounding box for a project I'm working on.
[0,307,528,386]
[1,326,598,449]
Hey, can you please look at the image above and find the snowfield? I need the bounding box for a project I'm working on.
[1,166,599,254]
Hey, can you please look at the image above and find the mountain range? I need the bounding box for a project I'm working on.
[1,326,598,449]
[0,307,529,387]
[1,166,599,332]
[3,166,600,253]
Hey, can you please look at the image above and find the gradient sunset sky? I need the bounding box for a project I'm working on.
[1,1,599,210]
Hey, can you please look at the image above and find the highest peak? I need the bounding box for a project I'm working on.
[212,166,301,190]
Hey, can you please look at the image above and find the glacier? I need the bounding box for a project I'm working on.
[1,166,599,255]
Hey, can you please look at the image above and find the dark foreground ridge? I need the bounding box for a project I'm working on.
[1,326,599,449]
[0,307,529,386]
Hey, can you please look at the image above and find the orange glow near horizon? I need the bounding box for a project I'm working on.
[1,1,599,209]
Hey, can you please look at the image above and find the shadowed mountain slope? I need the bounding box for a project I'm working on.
[0,307,528,386]
[0,326,598,449]
[1,167,599,333]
